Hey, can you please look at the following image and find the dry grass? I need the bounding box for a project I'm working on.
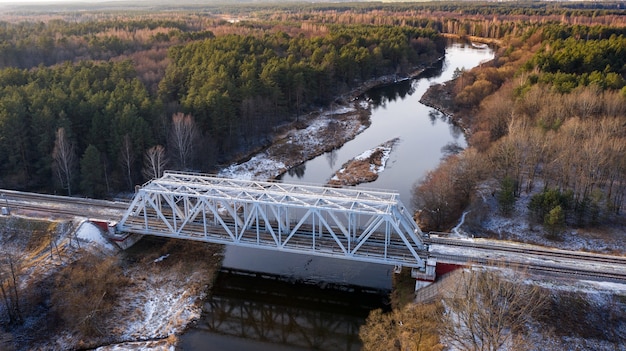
[1,216,224,350]
[327,139,397,187]
[328,158,378,187]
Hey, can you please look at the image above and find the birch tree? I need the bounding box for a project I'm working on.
[52,127,76,196]
[168,112,198,170]
[142,145,168,180]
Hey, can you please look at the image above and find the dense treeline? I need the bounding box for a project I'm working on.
[160,25,443,156]
[259,2,626,40]
[0,61,157,195]
[523,34,626,92]
[415,24,626,232]
[201,1,626,18]
[0,1,624,210]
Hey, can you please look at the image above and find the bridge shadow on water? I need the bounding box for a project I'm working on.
[178,268,391,351]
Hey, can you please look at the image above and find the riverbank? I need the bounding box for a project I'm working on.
[0,215,222,351]
[219,60,442,182]
[440,33,503,47]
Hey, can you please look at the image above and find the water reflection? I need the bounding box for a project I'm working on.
[441,142,464,157]
[325,149,338,169]
[428,109,441,125]
[184,42,495,350]
[179,269,388,351]
[287,163,306,179]
[363,78,415,108]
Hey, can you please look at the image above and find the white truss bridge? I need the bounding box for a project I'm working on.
[117,171,430,270]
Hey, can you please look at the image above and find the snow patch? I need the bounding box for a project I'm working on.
[219,155,287,180]
[76,221,117,251]
[153,254,170,263]
[218,102,367,181]
[322,106,355,116]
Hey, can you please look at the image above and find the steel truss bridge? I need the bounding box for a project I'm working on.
[117,171,429,270]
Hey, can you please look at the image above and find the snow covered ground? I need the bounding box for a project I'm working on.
[0,214,220,351]
[433,180,626,350]
[219,104,366,181]
[3,102,624,350]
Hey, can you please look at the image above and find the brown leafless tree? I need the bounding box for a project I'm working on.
[0,249,22,324]
[488,137,523,195]
[51,254,127,338]
[413,152,485,231]
[142,145,168,181]
[360,302,444,351]
[52,127,76,196]
[440,267,547,351]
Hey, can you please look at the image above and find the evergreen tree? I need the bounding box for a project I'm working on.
[497,176,517,216]
[80,144,105,198]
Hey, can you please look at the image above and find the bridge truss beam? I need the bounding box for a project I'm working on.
[118,171,428,269]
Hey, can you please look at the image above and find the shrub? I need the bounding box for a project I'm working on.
[51,253,128,338]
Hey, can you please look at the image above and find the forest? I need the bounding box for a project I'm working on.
[0,12,443,196]
[0,1,624,204]
[0,1,625,350]
[413,23,626,235]
[0,1,622,232]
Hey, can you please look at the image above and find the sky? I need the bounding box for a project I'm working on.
[0,0,134,2]
[0,0,114,3]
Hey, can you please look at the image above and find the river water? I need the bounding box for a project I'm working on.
[280,42,494,208]
[178,41,494,350]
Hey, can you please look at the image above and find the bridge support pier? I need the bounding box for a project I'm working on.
[411,258,437,290]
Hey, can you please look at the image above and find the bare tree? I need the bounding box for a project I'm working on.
[413,152,484,231]
[488,137,523,195]
[0,249,22,324]
[168,112,199,170]
[51,254,127,337]
[119,134,135,190]
[142,145,168,181]
[360,303,444,351]
[440,267,547,351]
[52,127,76,196]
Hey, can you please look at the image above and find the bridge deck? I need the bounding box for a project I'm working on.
[118,171,429,269]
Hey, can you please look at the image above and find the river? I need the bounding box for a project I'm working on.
[178,41,494,351]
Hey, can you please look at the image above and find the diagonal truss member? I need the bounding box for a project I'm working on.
[117,171,429,269]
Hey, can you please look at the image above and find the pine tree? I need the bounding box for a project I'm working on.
[80,145,105,198]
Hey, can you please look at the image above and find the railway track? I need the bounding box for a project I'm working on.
[0,189,129,219]
[426,235,626,266]
[3,189,625,282]
[428,236,626,282]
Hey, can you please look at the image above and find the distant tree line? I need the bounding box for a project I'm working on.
[0,19,203,69]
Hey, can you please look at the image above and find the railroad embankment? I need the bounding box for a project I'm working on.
[0,215,222,351]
